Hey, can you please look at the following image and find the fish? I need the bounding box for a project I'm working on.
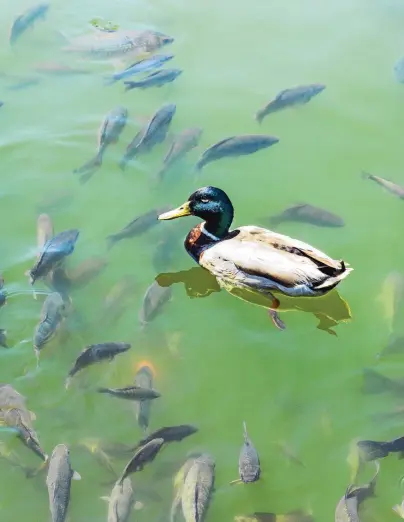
[119,103,176,169]
[106,54,175,84]
[134,365,154,432]
[28,229,80,285]
[235,512,314,522]
[66,257,108,289]
[0,329,7,348]
[117,438,165,484]
[269,203,344,228]
[356,436,404,461]
[74,106,128,181]
[33,292,67,360]
[124,68,182,91]
[37,214,54,258]
[65,342,131,388]
[181,454,215,522]
[9,4,49,45]
[97,385,161,401]
[362,171,404,199]
[130,425,198,454]
[196,134,279,170]
[157,128,203,182]
[46,444,81,522]
[139,280,172,326]
[231,421,260,484]
[335,461,379,522]
[171,453,203,522]
[255,84,325,123]
[362,368,404,396]
[376,272,404,334]
[101,477,138,522]
[107,207,169,249]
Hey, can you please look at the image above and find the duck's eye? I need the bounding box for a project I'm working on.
[200,198,209,203]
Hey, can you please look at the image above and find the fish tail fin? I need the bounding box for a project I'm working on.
[124,82,135,91]
[255,110,264,124]
[104,76,116,86]
[74,153,102,176]
[362,368,393,394]
[361,171,372,180]
[97,387,109,394]
[389,436,404,453]
[106,235,117,251]
[242,421,248,440]
[268,215,282,228]
[195,159,204,171]
[393,504,404,517]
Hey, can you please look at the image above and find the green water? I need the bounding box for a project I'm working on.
[2,0,404,520]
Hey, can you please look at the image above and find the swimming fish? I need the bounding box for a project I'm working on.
[255,84,325,123]
[97,385,161,401]
[356,436,404,461]
[10,4,49,45]
[74,106,128,182]
[196,135,279,170]
[269,203,344,228]
[105,54,174,84]
[124,68,182,90]
[65,342,131,388]
[157,128,203,182]
[33,292,67,361]
[171,453,203,522]
[362,171,404,199]
[117,438,165,485]
[133,365,154,432]
[231,421,261,484]
[181,454,215,522]
[101,477,138,522]
[139,280,172,326]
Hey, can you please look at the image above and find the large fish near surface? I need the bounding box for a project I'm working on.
[101,477,137,522]
[124,68,182,91]
[37,214,54,257]
[74,106,128,182]
[107,207,170,249]
[335,461,379,522]
[9,4,49,45]
[181,454,215,522]
[269,203,344,228]
[62,29,174,59]
[255,84,325,123]
[46,444,81,522]
[97,385,161,401]
[119,103,176,169]
[157,128,203,182]
[196,134,279,171]
[139,280,172,326]
[65,342,131,388]
[28,229,80,285]
[231,421,260,484]
[117,438,165,485]
[171,453,203,522]
[130,425,198,454]
[33,292,67,360]
[134,365,154,432]
[106,54,174,84]
[362,171,404,199]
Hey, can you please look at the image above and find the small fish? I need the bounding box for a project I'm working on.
[181,454,215,522]
[119,103,176,169]
[139,280,172,326]
[255,84,325,123]
[235,511,313,522]
[130,425,198,454]
[37,214,54,257]
[97,385,161,401]
[134,365,154,432]
[65,342,131,388]
[9,4,49,45]
[357,436,404,461]
[67,257,108,289]
[107,207,168,249]
[0,329,7,348]
[171,453,203,522]
[196,135,279,171]
[106,54,174,84]
[362,171,404,199]
[269,203,344,228]
[157,128,203,182]
[2,407,47,462]
[231,421,260,484]
[101,477,137,522]
[28,229,80,285]
[124,68,182,91]
[74,106,128,181]
[117,438,165,484]
[362,368,404,396]
[335,461,379,522]
[46,444,81,522]
[33,292,66,359]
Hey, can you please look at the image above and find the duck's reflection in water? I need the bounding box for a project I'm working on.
[156,266,351,336]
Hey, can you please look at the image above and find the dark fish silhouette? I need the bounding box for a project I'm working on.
[10,4,49,45]
[255,84,325,123]
[105,53,174,84]
[28,229,80,285]
[139,280,172,326]
[269,203,344,228]
[65,342,131,388]
[97,385,161,401]
[117,438,164,485]
[357,436,404,461]
[0,275,6,308]
[33,292,66,359]
[362,171,404,199]
[231,422,260,484]
[157,128,202,182]
[119,104,176,169]
[196,135,279,170]
[130,425,198,454]
[134,365,154,432]
[74,106,128,182]
[362,368,404,396]
[124,68,182,90]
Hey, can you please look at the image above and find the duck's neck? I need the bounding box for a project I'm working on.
[202,209,233,239]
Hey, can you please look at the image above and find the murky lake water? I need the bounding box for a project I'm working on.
[2,0,404,520]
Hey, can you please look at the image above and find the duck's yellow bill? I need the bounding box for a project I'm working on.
[158,202,191,220]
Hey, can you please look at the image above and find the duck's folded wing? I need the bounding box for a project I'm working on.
[200,239,328,288]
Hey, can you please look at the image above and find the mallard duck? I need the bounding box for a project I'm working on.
[158,186,352,307]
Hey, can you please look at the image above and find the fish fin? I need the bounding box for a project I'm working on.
[134,501,144,510]
[229,479,242,485]
[72,470,81,480]
[100,496,110,502]
[393,505,404,518]
[362,171,371,180]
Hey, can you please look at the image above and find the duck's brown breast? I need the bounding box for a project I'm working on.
[185,224,216,263]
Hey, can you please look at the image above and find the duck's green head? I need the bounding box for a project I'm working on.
[158,186,234,238]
